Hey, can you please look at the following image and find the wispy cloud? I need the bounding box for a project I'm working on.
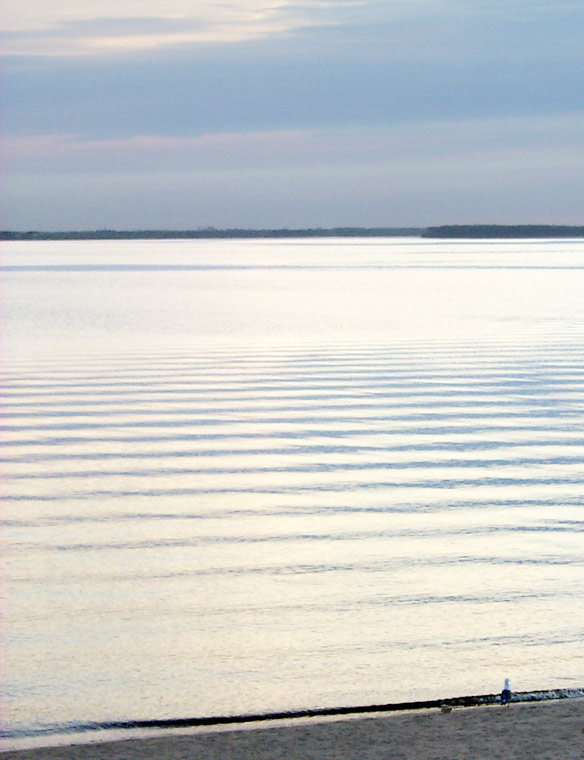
[4,115,583,230]
[1,1,371,56]
[5,112,584,174]
[4,0,582,59]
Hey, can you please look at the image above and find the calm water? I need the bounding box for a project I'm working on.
[2,238,584,746]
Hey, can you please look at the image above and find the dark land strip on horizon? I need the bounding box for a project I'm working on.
[2,225,584,240]
[1,228,421,240]
[424,225,584,238]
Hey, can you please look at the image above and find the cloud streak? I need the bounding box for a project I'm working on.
[5,113,584,174]
[4,48,583,142]
[4,114,583,230]
[7,0,581,57]
[1,1,369,55]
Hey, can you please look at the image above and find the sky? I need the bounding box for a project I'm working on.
[2,0,583,230]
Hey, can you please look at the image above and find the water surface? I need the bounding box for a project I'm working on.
[2,238,584,746]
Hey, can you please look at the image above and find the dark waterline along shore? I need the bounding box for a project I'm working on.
[4,696,583,760]
[4,688,583,749]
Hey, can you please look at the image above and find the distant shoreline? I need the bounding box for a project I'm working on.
[423,225,584,238]
[0,228,422,241]
[2,225,584,240]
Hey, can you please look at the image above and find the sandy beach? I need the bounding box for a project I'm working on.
[6,699,583,760]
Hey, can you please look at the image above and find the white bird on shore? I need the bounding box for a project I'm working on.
[500,678,512,706]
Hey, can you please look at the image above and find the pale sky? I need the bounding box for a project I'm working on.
[2,0,583,230]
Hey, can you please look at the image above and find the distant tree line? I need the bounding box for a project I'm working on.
[0,227,422,241]
[3,225,583,241]
[423,225,584,238]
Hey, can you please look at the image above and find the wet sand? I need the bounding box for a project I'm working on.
[5,699,583,760]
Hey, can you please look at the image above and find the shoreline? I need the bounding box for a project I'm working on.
[3,225,584,240]
[4,690,583,756]
[4,697,583,760]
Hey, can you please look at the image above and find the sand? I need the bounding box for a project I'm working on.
[5,699,583,760]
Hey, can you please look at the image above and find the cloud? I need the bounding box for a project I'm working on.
[1,1,371,56]
[4,39,583,142]
[3,113,583,229]
[4,113,584,174]
[3,1,584,58]
[2,16,291,57]
[3,0,583,139]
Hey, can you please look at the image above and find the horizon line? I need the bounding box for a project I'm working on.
[2,225,584,240]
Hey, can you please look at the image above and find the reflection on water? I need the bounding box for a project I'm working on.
[2,238,584,744]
